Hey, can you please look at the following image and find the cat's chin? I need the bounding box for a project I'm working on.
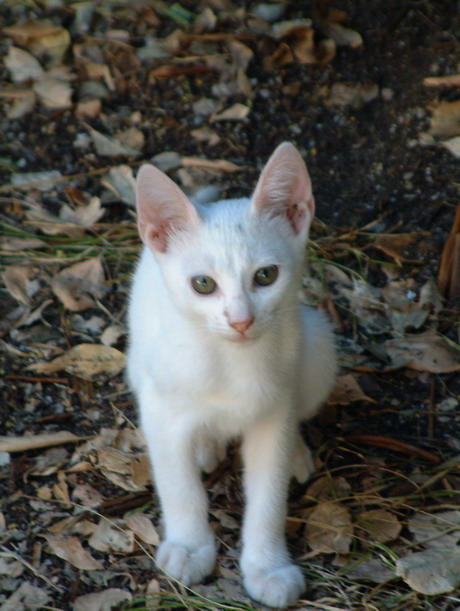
[226,334,257,344]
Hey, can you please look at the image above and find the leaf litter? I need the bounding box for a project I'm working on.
[0,1,460,609]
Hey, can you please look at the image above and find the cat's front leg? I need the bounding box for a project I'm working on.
[240,411,305,607]
[141,399,216,586]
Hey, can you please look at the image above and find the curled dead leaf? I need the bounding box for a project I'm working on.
[51,257,106,311]
[330,374,377,405]
[428,100,460,138]
[396,548,460,595]
[73,589,132,611]
[26,343,126,379]
[43,534,103,570]
[384,331,460,374]
[358,509,402,543]
[305,502,354,554]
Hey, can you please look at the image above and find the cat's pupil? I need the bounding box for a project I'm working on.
[191,275,217,295]
[254,265,279,287]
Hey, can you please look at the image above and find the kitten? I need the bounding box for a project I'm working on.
[127,142,337,607]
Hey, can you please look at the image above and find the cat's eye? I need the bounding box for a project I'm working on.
[191,275,217,295]
[254,265,279,287]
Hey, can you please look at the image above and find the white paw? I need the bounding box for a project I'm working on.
[195,437,227,473]
[243,564,305,608]
[292,437,315,483]
[156,540,216,586]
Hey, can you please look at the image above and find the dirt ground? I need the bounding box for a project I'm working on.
[1,1,460,610]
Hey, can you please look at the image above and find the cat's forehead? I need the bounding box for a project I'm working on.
[188,197,294,266]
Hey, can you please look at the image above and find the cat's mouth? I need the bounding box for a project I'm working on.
[227,333,257,344]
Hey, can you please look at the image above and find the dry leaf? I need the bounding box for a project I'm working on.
[384,331,460,373]
[33,74,72,109]
[0,582,50,611]
[429,100,460,138]
[305,476,352,501]
[345,557,395,583]
[102,166,136,206]
[210,103,250,122]
[305,503,354,554]
[330,374,377,405]
[0,431,83,453]
[125,514,160,545]
[181,157,243,172]
[87,126,142,157]
[88,519,134,553]
[371,231,432,263]
[424,74,460,87]
[51,258,106,311]
[0,557,24,578]
[442,135,460,158]
[7,90,36,119]
[2,265,40,305]
[60,197,104,227]
[27,343,126,379]
[44,534,103,570]
[358,509,402,543]
[4,46,44,82]
[72,483,105,508]
[396,548,460,595]
[325,81,379,109]
[11,170,63,191]
[73,589,132,611]
[408,510,460,548]
[320,22,363,48]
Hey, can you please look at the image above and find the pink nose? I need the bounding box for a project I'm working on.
[230,318,254,335]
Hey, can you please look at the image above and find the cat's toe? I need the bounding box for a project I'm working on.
[157,540,216,586]
[243,564,305,608]
[292,438,315,483]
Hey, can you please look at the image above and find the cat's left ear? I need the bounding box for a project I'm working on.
[136,164,201,253]
[251,142,314,237]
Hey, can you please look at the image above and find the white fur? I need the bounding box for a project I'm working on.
[127,143,337,607]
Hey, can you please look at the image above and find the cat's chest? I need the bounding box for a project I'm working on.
[150,333,287,409]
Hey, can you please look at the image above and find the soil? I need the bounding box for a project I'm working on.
[1,1,460,609]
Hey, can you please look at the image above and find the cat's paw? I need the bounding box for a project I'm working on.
[156,540,216,586]
[243,564,306,608]
[195,437,227,473]
[292,437,315,483]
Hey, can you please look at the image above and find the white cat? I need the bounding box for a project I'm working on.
[127,142,337,607]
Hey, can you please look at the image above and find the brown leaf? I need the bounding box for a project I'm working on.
[125,514,160,545]
[396,548,460,595]
[305,503,354,554]
[51,258,106,311]
[44,534,103,570]
[384,331,460,374]
[73,589,132,611]
[0,431,84,453]
[424,74,460,87]
[181,156,244,172]
[329,374,377,405]
[2,265,40,305]
[4,46,44,82]
[88,519,134,553]
[370,231,432,263]
[358,509,402,543]
[325,81,379,109]
[27,343,126,379]
[429,100,460,138]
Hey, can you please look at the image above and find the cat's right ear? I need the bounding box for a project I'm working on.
[136,164,200,253]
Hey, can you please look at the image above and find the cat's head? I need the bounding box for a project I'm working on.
[135,142,315,343]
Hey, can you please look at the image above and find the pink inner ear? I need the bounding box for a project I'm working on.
[135,164,200,253]
[251,142,315,235]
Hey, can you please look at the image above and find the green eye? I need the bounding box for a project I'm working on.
[254,265,279,287]
[191,275,217,295]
